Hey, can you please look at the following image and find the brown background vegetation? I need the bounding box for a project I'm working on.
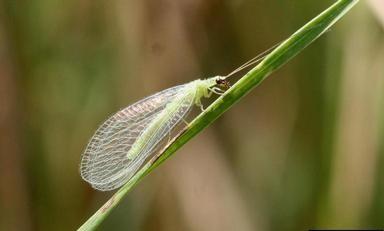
[0,0,383,230]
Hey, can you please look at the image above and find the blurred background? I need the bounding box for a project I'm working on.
[0,0,383,230]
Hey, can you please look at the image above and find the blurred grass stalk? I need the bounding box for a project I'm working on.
[322,1,384,226]
[78,0,359,230]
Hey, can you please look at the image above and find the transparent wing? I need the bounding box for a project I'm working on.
[90,91,196,191]
[112,89,196,185]
[80,84,192,191]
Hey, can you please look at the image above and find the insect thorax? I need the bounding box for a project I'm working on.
[192,77,220,104]
[125,77,221,160]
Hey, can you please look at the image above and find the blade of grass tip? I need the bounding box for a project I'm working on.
[78,0,359,230]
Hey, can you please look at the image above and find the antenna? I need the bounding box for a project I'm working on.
[224,41,282,79]
[223,22,329,79]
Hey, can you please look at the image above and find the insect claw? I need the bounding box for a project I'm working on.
[200,104,205,111]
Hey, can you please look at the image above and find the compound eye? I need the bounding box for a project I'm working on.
[216,78,231,89]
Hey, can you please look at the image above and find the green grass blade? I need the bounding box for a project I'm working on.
[78,0,359,230]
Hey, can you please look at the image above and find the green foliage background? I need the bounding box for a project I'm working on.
[0,0,382,230]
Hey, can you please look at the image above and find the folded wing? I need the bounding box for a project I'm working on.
[80,83,195,191]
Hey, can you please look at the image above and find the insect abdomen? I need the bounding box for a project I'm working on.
[126,90,192,160]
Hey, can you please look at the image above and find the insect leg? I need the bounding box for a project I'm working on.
[196,101,205,111]
[209,87,225,95]
[194,97,205,111]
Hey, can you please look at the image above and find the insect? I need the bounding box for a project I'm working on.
[80,45,276,191]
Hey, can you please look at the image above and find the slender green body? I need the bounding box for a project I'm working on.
[126,94,187,159]
[126,78,216,159]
